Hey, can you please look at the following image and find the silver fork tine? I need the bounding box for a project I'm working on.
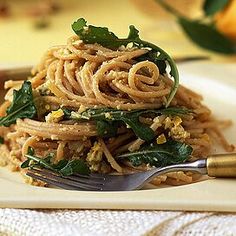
[63,174,105,185]
[74,173,106,180]
[26,172,81,191]
[37,168,105,185]
[27,169,102,190]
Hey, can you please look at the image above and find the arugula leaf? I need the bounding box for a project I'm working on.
[178,17,236,54]
[0,137,4,144]
[203,0,230,16]
[96,120,119,138]
[78,107,190,120]
[72,18,129,49]
[0,81,37,127]
[62,108,72,119]
[28,146,35,155]
[20,159,31,169]
[51,159,68,170]
[76,107,155,141]
[117,140,192,167]
[72,107,190,141]
[59,160,90,176]
[23,153,55,171]
[72,18,179,107]
[133,107,191,117]
[72,19,142,49]
[21,147,35,168]
[21,147,90,176]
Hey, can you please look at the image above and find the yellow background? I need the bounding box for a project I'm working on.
[0,0,234,65]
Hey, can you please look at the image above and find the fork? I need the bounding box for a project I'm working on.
[26,153,236,191]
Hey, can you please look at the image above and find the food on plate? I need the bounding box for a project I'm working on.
[0,18,234,187]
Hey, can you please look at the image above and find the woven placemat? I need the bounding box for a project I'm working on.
[1,209,236,236]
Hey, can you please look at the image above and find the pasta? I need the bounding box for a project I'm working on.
[0,19,234,187]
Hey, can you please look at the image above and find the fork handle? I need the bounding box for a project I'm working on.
[207,153,236,177]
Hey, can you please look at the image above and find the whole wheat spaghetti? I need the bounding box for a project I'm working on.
[0,19,234,187]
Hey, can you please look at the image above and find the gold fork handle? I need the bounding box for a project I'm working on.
[207,153,236,177]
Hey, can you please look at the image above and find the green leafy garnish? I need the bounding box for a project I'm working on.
[203,0,230,16]
[117,140,192,167]
[62,108,72,119]
[72,18,179,107]
[155,0,236,54]
[21,147,90,176]
[71,107,190,141]
[20,147,35,168]
[59,160,90,176]
[72,18,132,49]
[0,137,4,144]
[0,81,37,127]
[96,120,119,138]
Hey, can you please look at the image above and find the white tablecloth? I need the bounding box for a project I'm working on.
[1,209,236,236]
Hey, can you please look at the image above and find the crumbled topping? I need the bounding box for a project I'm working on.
[71,111,82,119]
[118,45,126,51]
[163,116,190,141]
[78,105,87,113]
[86,141,103,172]
[83,26,89,31]
[36,80,52,95]
[126,124,131,129]
[70,106,88,120]
[156,133,167,144]
[86,141,111,173]
[105,112,112,119]
[45,108,64,123]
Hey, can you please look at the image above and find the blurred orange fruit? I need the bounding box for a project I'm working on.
[215,0,236,41]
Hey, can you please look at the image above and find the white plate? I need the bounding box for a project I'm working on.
[1,62,236,211]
